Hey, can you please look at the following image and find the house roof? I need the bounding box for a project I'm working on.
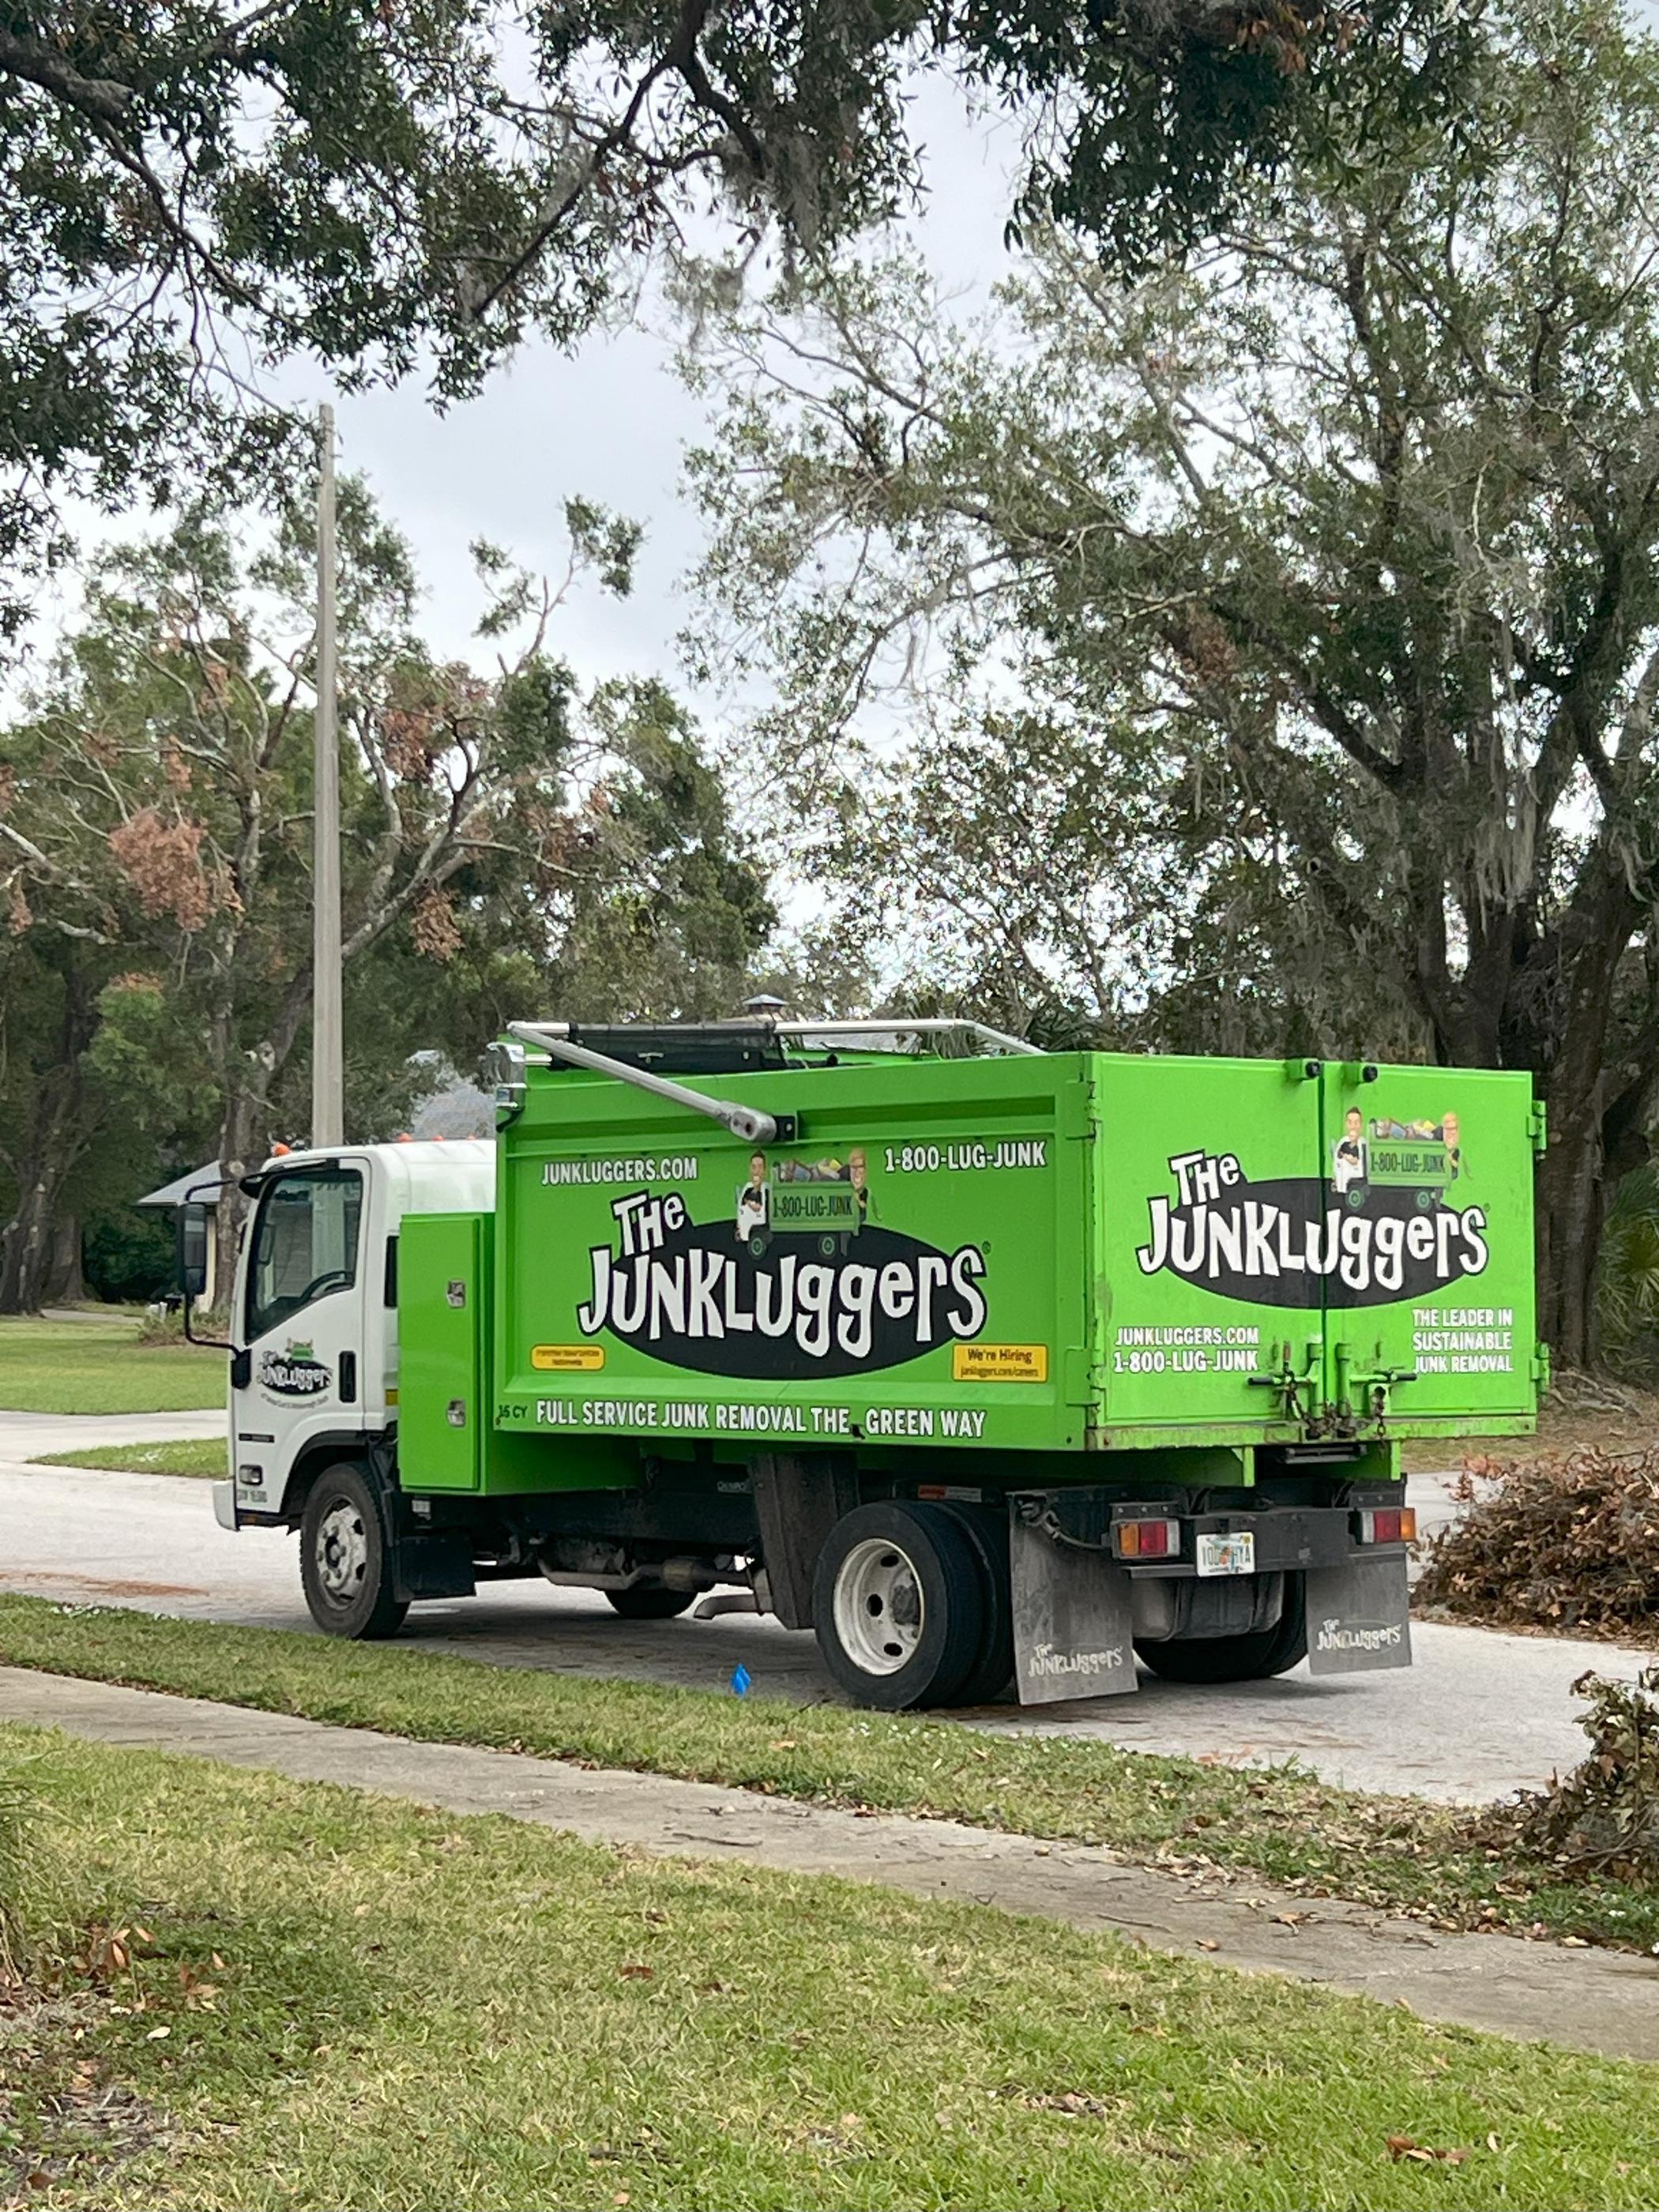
[135,1161,225,1209]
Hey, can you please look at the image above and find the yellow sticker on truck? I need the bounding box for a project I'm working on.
[952,1343,1048,1383]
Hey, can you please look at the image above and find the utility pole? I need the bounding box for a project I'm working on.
[311,401,344,1148]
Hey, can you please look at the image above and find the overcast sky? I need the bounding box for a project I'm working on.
[268,80,1022,702]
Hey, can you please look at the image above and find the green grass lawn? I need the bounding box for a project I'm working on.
[0,1318,223,1416]
[36,1439,225,1478]
[0,1594,1650,1955]
[4,1721,1657,2212]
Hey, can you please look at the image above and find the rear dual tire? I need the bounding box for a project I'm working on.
[813,1500,1010,1711]
[1134,1575,1308,1683]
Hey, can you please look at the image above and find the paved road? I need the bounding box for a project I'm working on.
[0,1428,1644,1807]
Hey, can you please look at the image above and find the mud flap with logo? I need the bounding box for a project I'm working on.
[1303,1556,1412,1674]
[1010,1518,1138,1703]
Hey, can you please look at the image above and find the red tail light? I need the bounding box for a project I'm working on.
[1357,1507,1416,1544]
[1113,1517,1179,1560]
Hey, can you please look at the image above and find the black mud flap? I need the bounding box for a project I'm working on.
[1303,1555,1412,1675]
[1010,1519,1138,1703]
[390,1529,476,1602]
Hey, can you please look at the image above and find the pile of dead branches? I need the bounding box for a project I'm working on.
[1415,1449,1659,1644]
[1474,1668,1659,1887]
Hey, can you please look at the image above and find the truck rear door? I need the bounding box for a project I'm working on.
[1096,1054,1325,1439]
[1319,1065,1539,1428]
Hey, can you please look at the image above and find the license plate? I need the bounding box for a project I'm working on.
[1195,1530,1255,1579]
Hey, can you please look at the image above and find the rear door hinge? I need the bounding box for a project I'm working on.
[1532,1342,1552,1394]
[1529,1100,1548,1156]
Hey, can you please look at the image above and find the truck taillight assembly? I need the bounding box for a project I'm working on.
[1356,1507,1417,1545]
[1113,1517,1179,1560]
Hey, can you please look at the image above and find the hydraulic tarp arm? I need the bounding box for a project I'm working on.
[506,1022,781,1146]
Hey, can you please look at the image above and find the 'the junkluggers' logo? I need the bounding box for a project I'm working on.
[257,1339,331,1396]
[577,1185,988,1380]
[1136,1149,1489,1309]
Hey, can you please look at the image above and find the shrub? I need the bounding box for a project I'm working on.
[1415,1450,1659,1644]
[1474,1668,1659,1889]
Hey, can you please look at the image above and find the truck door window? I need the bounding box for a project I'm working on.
[245,1170,362,1342]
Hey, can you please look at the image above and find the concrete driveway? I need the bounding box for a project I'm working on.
[0,1419,1642,1808]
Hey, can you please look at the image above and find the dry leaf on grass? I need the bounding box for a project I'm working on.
[1386,2134,1469,2164]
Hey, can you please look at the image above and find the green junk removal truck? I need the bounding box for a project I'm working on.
[194,1018,1545,1709]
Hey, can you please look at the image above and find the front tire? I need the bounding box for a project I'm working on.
[813,1502,985,1710]
[1135,1575,1307,1684]
[604,1586,697,1620]
[299,1462,408,1640]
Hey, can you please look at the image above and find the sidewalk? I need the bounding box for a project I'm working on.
[3,1664,1655,2064]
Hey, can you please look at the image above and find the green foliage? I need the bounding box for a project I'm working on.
[686,0,1659,1358]
[0,481,774,1303]
[82,1207,177,1308]
[1597,1170,1659,1375]
[0,2,1475,632]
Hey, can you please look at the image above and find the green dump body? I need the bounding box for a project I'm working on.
[397,1048,1541,1497]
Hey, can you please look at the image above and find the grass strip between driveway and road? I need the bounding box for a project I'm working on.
[6,1721,1659,2212]
[0,1318,222,1416]
[0,1593,1652,1955]
[33,1439,225,1479]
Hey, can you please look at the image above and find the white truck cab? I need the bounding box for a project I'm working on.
[215,1139,493,1530]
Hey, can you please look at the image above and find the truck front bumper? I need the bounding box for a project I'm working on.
[212,1480,238,1532]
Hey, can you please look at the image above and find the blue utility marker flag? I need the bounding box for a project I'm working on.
[731,1664,751,1697]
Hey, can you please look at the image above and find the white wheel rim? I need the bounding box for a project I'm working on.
[317,1500,367,1602]
[833,1536,925,1676]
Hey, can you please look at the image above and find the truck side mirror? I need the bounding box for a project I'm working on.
[177,1203,209,1303]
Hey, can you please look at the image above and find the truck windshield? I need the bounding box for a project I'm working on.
[245,1169,362,1342]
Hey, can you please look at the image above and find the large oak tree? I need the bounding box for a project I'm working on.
[686,0,1659,1365]
[1,0,1471,628]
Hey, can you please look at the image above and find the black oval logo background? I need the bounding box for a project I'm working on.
[258,1353,331,1395]
[592,1217,979,1380]
[1147,1179,1486,1310]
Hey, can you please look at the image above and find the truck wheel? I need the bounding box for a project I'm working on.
[299,1462,409,1640]
[604,1586,697,1620]
[938,1503,1015,1706]
[1135,1576,1307,1684]
[813,1502,984,1710]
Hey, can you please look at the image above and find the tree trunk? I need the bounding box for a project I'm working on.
[43,1213,85,1306]
[0,1170,58,1314]
[213,1075,270,1322]
[1526,865,1642,1369]
[1535,1116,1606,1370]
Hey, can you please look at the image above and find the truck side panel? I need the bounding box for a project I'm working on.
[491,1053,1093,1459]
